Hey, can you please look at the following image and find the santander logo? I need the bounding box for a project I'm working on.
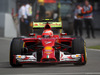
[45,41,52,44]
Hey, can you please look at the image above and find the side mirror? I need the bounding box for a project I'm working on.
[60,33,67,36]
[29,33,35,36]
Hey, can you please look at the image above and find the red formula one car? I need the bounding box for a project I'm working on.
[10,21,87,67]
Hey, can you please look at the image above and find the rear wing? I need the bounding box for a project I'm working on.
[33,22,62,29]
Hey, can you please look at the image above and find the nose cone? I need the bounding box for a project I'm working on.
[41,46,56,62]
[40,39,57,62]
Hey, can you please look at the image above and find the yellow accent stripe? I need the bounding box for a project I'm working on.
[23,42,25,48]
[84,41,87,62]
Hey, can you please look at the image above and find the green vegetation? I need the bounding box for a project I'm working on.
[88,45,100,49]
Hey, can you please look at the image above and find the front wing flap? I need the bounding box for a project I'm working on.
[16,55,37,62]
[14,52,81,63]
[60,51,81,61]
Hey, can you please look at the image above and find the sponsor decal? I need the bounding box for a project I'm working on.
[44,51,52,54]
[44,46,53,54]
[44,46,52,50]
[45,41,52,44]
[33,22,62,28]
[34,24,38,26]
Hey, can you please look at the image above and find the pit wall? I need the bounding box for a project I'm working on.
[0,13,17,37]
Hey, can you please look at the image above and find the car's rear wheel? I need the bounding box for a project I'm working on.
[72,38,87,65]
[10,38,24,67]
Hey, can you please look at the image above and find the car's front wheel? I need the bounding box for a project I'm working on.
[72,38,87,65]
[10,38,24,67]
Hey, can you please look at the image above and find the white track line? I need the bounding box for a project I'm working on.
[35,72,100,75]
[87,48,100,52]
[0,37,12,41]
[6,72,100,75]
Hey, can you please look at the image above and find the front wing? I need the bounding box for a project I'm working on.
[13,51,83,64]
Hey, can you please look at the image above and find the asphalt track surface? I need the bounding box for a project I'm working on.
[0,38,100,75]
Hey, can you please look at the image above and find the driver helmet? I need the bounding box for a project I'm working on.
[42,29,53,38]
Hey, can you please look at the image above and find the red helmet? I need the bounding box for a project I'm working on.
[42,29,53,38]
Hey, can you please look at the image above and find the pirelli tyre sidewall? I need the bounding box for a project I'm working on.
[72,38,87,65]
[10,38,24,67]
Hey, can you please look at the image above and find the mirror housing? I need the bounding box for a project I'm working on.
[60,33,67,36]
[29,33,35,36]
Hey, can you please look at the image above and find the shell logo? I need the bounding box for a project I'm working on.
[44,46,52,50]
[44,46,53,54]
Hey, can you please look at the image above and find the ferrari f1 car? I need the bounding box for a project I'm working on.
[10,21,87,67]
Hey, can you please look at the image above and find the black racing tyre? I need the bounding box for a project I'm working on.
[55,50,60,61]
[10,38,24,67]
[72,38,87,65]
[37,50,42,62]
